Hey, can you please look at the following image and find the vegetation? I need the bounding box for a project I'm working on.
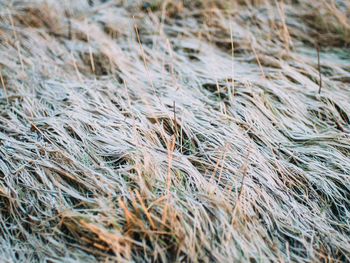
[0,0,349,262]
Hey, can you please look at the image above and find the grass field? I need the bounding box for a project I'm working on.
[0,0,349,262]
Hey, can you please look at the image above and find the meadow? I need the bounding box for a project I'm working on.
[0,0,349,262]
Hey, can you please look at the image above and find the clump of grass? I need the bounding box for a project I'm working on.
[0,0,349,262]
[297,0,350,46]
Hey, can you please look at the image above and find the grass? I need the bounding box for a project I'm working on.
[0,0,350,262]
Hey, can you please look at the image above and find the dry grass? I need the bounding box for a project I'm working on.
[0,0,350,262]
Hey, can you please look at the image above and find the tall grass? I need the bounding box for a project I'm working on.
[0,0,349,262]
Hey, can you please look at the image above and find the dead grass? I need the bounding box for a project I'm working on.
[0,0,349,262]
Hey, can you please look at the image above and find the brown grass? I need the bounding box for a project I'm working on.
[0,0,349,262]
